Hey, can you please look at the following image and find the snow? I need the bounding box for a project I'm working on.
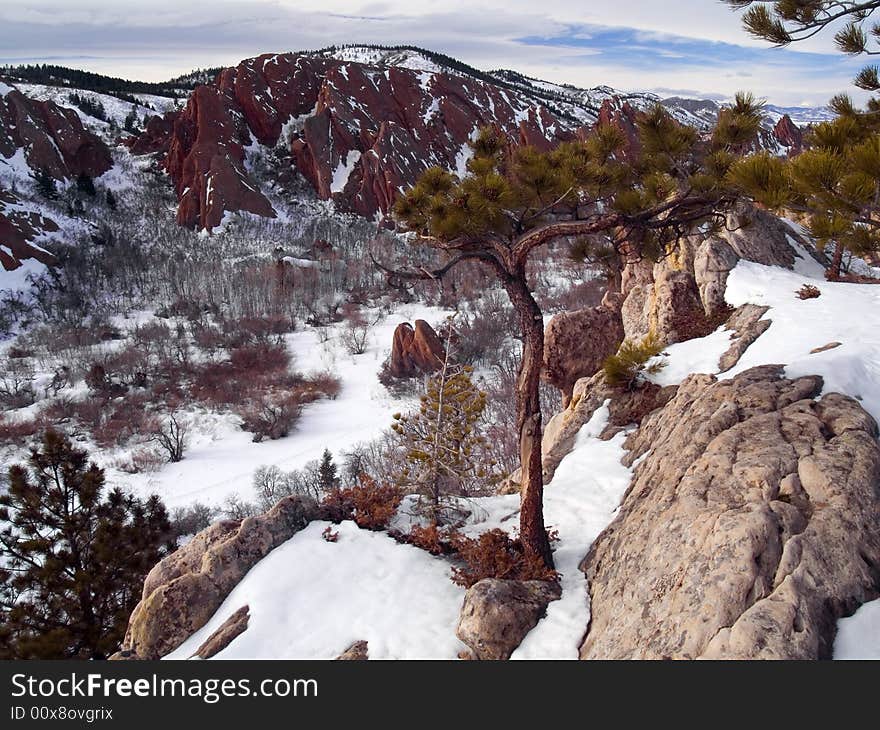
[165,520,468,660]
[0,257,47,294]
[723,261,880,420]
[0,81,13,96]
[511,404,633,658]
[834,600,880,659]
[647,259,880,424]
[112,303,449,510]
[330,150,361,194]
[164,403,632,660]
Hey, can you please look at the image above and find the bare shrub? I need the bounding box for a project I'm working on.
[797,283,821,300]
[237,392,303,442]
[449,529,560,588]
[0,356,36,409]
[169,502,218,542]
[222,493,259,520]
[146,411,189,462]
[116,447,166,474]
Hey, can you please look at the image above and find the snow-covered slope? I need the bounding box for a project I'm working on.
[157,237,880,660]
[18,83,179,139]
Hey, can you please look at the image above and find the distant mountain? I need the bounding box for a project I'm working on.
[110,45,807,230]
[0,44,819,248]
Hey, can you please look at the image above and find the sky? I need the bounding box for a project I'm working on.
[0,0,870,106]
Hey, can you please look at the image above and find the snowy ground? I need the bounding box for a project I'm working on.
[107,303,450,510]
[164,405,632,660]
[165,520,469,660]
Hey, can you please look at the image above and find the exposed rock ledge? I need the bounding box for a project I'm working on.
[578,365,880,659]
[116,496,318,660]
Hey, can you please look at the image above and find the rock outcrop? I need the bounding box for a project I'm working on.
[134,53,590,230]
[579,365,880,660]
[773,114,804,155]
[456,579,561,660]
[191,605,250,659]
[717,304,771,373]
[0,189,58,272]
[543,302,624,405]
[620,203,820,345]
[539,372,676,485]
[388,320,445,378]
[119,495,318,660]
[335,641,369,660]
[0,85,112,181]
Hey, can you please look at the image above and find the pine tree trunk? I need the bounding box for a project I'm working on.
[827,241,844,281]
[503,273,554,569]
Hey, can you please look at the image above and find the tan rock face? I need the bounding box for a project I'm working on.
[578,365,880,660]
[543,304,624,405]
[456,579,562,660]
[540,372,676,485]
[122,496,318,660]
[192,605,250,659]
[388,319,445,378]
[619,202,821,345]
[717,304,771,373]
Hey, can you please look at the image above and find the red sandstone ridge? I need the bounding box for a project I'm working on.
[0,85,112,180]
[772,114,804,155]
[134,53,589,231]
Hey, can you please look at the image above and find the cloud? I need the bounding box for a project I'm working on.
[0,1,867,105]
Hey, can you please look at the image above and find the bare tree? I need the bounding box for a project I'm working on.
[148,411,189,463]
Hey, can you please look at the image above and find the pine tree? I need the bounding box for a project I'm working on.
[0,430,173,659]
[724,1,880,279]
[318,449,339,492]
[387,100,762,565]
[123,108,139,134]
[105,188,117,210]
[76,172,96,197]
[392,342,494,523]
[34,168,57,200]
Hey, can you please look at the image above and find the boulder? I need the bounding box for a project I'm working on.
[619,202,822,344]
[579,365,880,659]
[121,495,318,659]
[543,303,624,405]
[192,605,250,659]
[335,641,369,660]
[693,237,740,317]
[717,304,771,373]
[456,579,562,660]
[388,320,445,378]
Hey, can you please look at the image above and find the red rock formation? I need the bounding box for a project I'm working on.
[389,320,445,378]
[0,86,112,179]
[0,189,58,272]
[127,112,175,155]
[585,99,641,158]
[134,53,586,230]
[772,114,804,155]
